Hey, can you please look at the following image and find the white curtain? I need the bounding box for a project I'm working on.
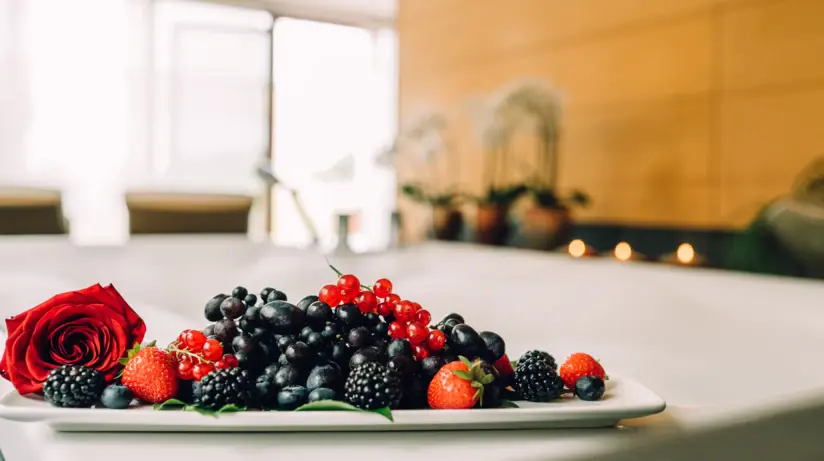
[271,19,398,252]
[0,0,272,244]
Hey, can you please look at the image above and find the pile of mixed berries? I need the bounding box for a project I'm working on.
[41,273,608,412]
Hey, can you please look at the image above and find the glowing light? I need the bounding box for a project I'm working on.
[676,243,695,264]
[568,239,586,258]
[614,242,632,261]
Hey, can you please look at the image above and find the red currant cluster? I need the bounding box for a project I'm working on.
[169,329,239,381]
[318,274,446,362]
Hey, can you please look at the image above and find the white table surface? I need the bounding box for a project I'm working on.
[0,236,823,460]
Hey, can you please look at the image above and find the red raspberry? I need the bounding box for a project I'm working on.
[356,291,377,314]
[319,284,342,306]
[337,274,360,293]
[413,344,430,361]
[385,294,401,305]
[427,330,446,351]
[414,309,431,326]
[177,359,194,380]
[377,302,394,317]
[388,321,407,339]
[192,362,214,381]
[201,339,223,362]
[184,330,206,351]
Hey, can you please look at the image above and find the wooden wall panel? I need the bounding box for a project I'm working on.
[720,0,824,92]
[398,0,824,235]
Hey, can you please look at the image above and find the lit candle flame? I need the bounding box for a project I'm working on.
[568,239,586,258]
[676,243,695,264]
[614,242,632,261]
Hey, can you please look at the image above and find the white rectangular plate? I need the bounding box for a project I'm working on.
[0,375,664,432]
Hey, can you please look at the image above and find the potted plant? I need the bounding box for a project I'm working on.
[480,79,590,250]
[389,111,465,241]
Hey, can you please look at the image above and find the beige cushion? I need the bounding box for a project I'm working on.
[126,192,253,235]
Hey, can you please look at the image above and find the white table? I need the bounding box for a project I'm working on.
[1,236,823,460]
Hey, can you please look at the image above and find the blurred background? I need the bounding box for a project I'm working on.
[1,0,822,279]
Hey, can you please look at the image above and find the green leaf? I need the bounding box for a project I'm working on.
[372,407,394,422]
[153,398,189,411]
[294,400,394,422]
[452,370,472,380]
[470,381,483,389]
[217,404,246,414]
[145,340,157,348]
[498,399,520,408]
[187,405,218,417]
[480,374,495,385]
[458,356,472,369]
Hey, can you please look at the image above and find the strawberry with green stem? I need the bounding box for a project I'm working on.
[428,356,496,409]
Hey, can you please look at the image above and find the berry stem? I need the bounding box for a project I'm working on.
[167,342,214,364]
[325,258,373,292]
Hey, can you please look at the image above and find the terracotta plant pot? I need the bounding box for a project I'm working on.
[432,206,464,241]
[521,206,572,251]
[476,204,511,246]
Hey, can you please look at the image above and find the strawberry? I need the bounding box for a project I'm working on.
[428,357,495,409]
[559,352,607,389]
[121,342,179,404]
[493,354,514,380]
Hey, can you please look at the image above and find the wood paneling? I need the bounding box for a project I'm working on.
[398,0,824,234]
[720,0,824,91]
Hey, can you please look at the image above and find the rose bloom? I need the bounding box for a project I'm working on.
[0,284,146,394]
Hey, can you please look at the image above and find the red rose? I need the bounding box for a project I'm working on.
[0,284,146,394]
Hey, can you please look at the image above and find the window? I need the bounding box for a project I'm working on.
[271,18,398,251]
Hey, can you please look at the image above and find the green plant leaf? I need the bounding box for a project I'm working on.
[498,399,519,408]
[144,340,157,348]
[480,374,495,385]
[452,370,472,380]
[216,404,246,414]
[153,398,189,411]
[187,405,218,417]
[372,407,394,422]
[294,400,394,422]
[458,356,472,369]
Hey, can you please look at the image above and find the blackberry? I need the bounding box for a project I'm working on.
[42,365,105,408]
[196,368,254,410]
[514,357,564,402]
[344,362,402,410]
[517,350,557,372]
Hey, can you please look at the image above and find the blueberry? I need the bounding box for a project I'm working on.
[277,385,308,410]
[232,334,257,354]
[372,338,388,356]
[479,331,506,362]
[349,346,382,369]
[347,327,372,348]
[232,286,248,299]
[285,342,312,367]
[266,290,288,303]
[255,374,278,408]
[259,341,279,363]
[213,318,239,342]
[364,312,380,326]
[262,301,305,335]
[100,384,133,409]
[260,287,275,301]
[278,353,290,366]
[274,364,304,389]
[277,335,296,352]
[442,313,465,324]
[244,305,261,322]
[202,324,216,337]
[205,294,227,322]
[250,326,269,341]
[421,356,447,382]
[306,301,334,328]
[297,295,320,312]
[244,293,258,307]
[386,339,412,359]
[320,323,339,341]
[175,380,196,404]
[574,376,605,401]
[306,332,326,350]
[306,364,340,391]
[481,382,503,408]
[450,324,483,358]
[300,326,314,341]
[331,341,349,367]
[220,297,245,320]
[335,304,362,328]
[308,387,336,403]
[387,355,417,383]
[263,363,280,377]
[373,322,389,338]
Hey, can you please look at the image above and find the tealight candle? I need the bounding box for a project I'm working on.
[661,243,705,266]
[601,241,647,261]
[567,239,596,258]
